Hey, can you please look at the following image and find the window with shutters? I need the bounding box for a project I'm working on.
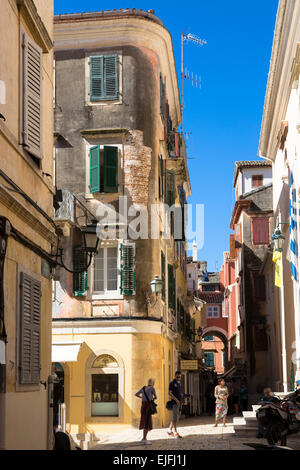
[252,217,269,245]
[168,264,176,310]
[160,73,165,122]
[21,31,42,160]
[93,246,119,294]
[19,273,41,385]
[120,242,136,296]
[88,144,119,194]
[159,156,164,200]
[251,271,266,301]
[252,175,263,188]
[88,55,119,102]
[204,352,214,368]
[161,250,166,300]
[73,246,88,297]
[166,170,175,207]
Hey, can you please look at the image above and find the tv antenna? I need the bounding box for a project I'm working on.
[181,32,207,132]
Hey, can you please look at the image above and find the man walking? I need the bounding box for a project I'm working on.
[167,371,183,439]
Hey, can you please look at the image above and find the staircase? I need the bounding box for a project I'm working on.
[233,393,287,437]
[233,405,260,437]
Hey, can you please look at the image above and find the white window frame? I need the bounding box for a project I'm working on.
[85,53,123,106]
[85,142,122,199]
[207,305,220,318]
[90,243,123,300]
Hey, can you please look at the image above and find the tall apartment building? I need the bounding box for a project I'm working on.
[51,9,192,442]
[230,161,273,393]
[0,0,55,449]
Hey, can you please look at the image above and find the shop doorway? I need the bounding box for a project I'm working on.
[52,362,64,426]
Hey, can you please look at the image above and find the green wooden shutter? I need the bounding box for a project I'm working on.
[90,56,104,101]
[159,157,164,200]
[120,242,136,295]
[73,246,88,297]
[166,170,175,207]
[19,273,41,384]
[104,146,118,193]
[168,264,175,309]
[90,145,100,193]
[161,250,165,300]
[160,73,165,122]
[104,55,118,100]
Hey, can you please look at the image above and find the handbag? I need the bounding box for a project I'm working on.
[166,400,173,410]
[143,386,157,415]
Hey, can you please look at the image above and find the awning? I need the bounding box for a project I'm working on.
[52,342,82,363]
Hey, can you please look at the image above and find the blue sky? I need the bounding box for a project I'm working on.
[54,0,278,271]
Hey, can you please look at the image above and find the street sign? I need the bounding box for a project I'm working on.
[181,360,199,370]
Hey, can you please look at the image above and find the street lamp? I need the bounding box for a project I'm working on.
[150,275,163,295]
[272,226,286,252]
[54,222,100,274]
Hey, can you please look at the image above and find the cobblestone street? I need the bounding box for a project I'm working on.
[92,415,300,451]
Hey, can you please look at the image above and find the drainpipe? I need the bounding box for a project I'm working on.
[279,212,288,393]
[295,182,300,381]
[47,375,54,450]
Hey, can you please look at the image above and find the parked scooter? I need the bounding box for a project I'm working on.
[256,389,300,446]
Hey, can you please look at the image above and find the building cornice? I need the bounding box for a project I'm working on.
[259,0,300,161]
[54,17,181,127]
[230,199,252,229]
[17,0,53,52]
[52,318,178,341]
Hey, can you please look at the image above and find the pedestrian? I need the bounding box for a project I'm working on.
[167,371,183,439]
[135,378,157,445]
[214,378,229,427]
[240,382,248,411]
[231,378,240,415]
[256,387,280,438]
[53,422,71,450]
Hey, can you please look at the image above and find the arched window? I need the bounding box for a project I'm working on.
[92,355,118,369]
[89,354,121,417]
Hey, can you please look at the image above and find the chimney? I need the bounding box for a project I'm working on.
[192,240,198,262]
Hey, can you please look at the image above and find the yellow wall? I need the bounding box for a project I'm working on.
[53,331,174,435]
[0,0,54,450]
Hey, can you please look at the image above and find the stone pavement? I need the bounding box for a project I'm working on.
[92,415,300,451]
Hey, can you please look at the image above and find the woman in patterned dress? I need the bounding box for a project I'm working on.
[214,378,229,427]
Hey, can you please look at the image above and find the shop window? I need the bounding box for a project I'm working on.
[91,355,119,417]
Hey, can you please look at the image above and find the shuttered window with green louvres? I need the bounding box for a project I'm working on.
[166,170,175,207]
[89,145,118,194]
[73,246,88,296]
[19,273,41,384]
[104,146,118,193]
[168,264,176,310]
[90,145,100,193]
[90,55,118,101]
[161,250,165,300]
[120,242,136,295]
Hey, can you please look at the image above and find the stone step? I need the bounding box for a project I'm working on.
[243,411,257,419]
[234,425,258,434]
[233,417,246,426]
